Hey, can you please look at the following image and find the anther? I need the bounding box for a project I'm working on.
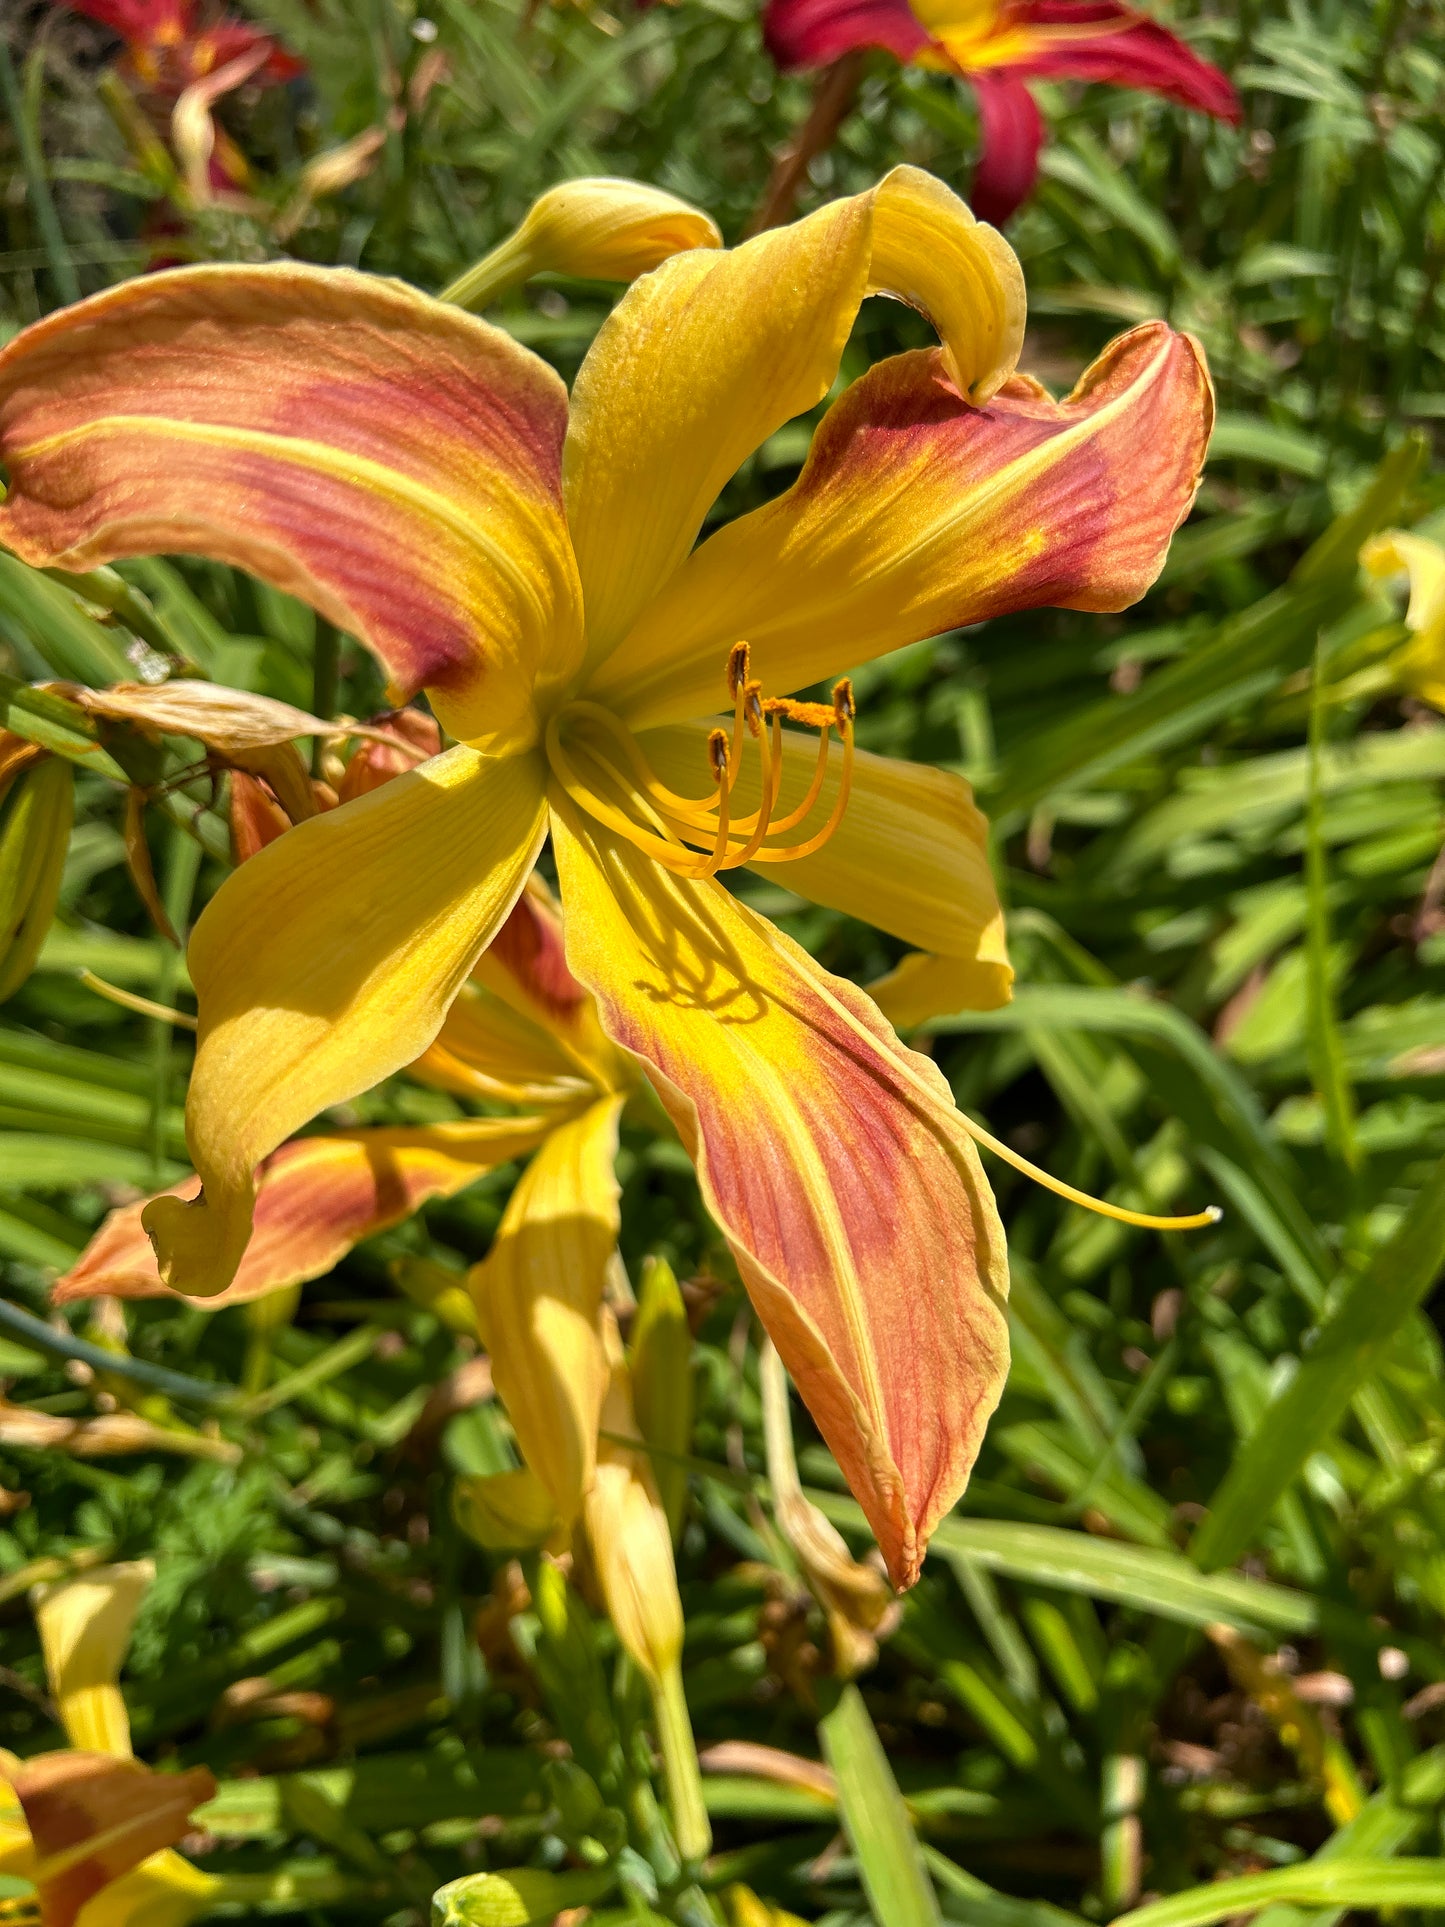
[833,678,855,727]
[707,727,730,783]
[726,641,751,700]
[743,681,764,738]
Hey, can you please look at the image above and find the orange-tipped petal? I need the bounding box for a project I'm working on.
[551,797,1010,1589]
[142,746,548,1299]
[594,322,1213,731]
[0,268,581,754]
[5,1752,215,1927]
[54,1119,554,1310]
[565,166,1024,674]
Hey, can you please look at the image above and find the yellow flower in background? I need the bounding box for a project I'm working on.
[1361,529,1445,711]
[0,166,1215,1585]
[0,1565,218,1927]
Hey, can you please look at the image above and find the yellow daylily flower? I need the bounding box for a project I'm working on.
[1361,529,1445,711]
[0,1566,219,1927]
[0,166,1216,1585]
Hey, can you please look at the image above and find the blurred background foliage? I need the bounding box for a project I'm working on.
[4,0,1445,1922]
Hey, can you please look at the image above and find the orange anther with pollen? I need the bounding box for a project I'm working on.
[726,642,751,700]
[707,728,730,783]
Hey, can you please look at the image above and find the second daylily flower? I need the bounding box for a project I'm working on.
[763,0,1240,223]
[0,167,1213,1584]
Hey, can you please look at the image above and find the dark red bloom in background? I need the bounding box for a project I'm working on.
[60,0,303,99]
[762,0,1240,222]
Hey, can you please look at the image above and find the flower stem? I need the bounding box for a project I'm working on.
[745,51,866,237]
[652,1659,711,1866]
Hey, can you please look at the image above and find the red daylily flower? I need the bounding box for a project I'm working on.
[762,0,1240,223]
[58,0,303,98]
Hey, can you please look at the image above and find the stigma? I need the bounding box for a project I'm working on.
[545,643,856,881]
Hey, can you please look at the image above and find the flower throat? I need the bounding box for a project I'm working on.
[545,642,855,880]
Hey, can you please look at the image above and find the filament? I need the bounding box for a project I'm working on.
[544,646,860,878]
[78,968,198,1030]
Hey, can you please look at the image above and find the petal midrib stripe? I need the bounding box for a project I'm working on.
[10,415,563,639]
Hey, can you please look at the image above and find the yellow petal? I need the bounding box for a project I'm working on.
[593,323,1211,731]
[31,1564,153,1758]
[0,267,582,754]
[454,1467,559,1551]
[636,723,1012,1018]
[1362,529,1445,710]
[76,1852,219,1927]
[414,880,630,1108]
[565,166,1023,671]
[143,746,547,1299]
[468,1094,625,1524]
[57,1119,553,1311]
[551,795,1010,1589]
[445,177,722,310]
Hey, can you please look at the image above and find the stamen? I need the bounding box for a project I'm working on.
[544,647,862,878]
[789,951,1224,1238]
[750,679,856,864]
[959,1111,1224,1230]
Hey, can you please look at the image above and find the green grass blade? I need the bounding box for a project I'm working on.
[1110,1858,1445,1927]
[1189,1151,1445,1571]
[819,1685,941,1927]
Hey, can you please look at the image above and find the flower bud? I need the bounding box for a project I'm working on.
[431,1868,610,1927]
[445,178,721,311]
[627,1254,694,1543]
[0,752,73,1004]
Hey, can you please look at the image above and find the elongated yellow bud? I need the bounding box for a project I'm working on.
[443,178,721,311]
[0,754,73,1004]
[30,1560,153,1757]
[627,1254,694,1542]
[584,1315,709,1864]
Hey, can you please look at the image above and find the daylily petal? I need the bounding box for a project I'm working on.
[764,0,932,69]
[1362,530,1445,711]
[0,268,581,752]
[990,1,1240,124]
[868,939,1012,1027]
[7,1752,215,1927]
[968,70,1045,224]
[77,1851,220,1927]
[143,745,548,1299]
[468,1094,625,1525]
[595,321,1212,731]
[565,166,1024,671]
[415,880,629,1106]
[61,681,346,757]
[447,178,723,311]
[55,1120,554,1311]
[637,723,1012,1015]
[32,1564,153,1758]
[551,796,1010,1589]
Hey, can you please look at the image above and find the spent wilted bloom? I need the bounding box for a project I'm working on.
[763,0,1240,223]
[0,168,1216,1584]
